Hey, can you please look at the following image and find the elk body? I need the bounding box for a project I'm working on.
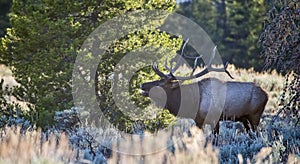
[140,42,268,132]
[141,76,268,132]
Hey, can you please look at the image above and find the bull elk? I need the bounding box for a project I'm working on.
[140,40,268,133]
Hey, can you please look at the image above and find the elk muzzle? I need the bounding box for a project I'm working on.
[140,83,152,96]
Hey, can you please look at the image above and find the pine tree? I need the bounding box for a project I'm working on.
[0,0,179,129]
[177,0,268,70]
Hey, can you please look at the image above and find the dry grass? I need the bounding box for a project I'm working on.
[0,64,18,88]
[0,127,75,163]
[0,123,299,163]
[107,126,219,164]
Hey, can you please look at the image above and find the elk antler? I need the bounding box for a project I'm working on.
[173,46,234,80]
[152,62,168,79]
[164,39,190,74]
[152,39,234,81]
[163,38,192,77]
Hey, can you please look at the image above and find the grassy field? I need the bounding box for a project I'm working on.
[0,64,299,163]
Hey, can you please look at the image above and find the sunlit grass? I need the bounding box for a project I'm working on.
[0,127,75,163]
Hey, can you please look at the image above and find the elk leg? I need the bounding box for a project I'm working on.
[195,121,203,129]
[237,117,251,132]
[248,114,261,131]
[213,122,220,134]
[243,117,260,132]
[195,114,204,129]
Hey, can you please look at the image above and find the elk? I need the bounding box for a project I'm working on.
[140,41,268,133]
